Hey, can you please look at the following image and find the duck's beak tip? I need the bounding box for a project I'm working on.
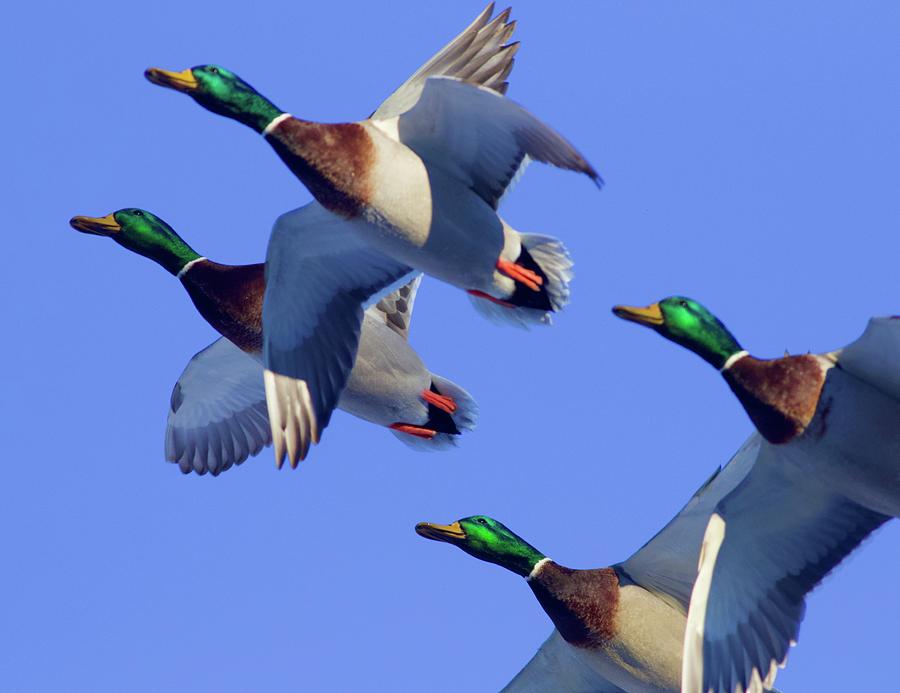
[612,303,664,327]
[144,67,198,92]
[415,521,466,543]
[69,213,121,236]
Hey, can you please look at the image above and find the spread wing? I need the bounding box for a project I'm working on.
[392,76,601,208]
[682,441,889,693]
[501,631,627,693]
[165,338,269,476]
[833,317,900,402]
[263,202,412,468]
[370,274,422,340]
[370,3,518,120]
[616,435,764,611]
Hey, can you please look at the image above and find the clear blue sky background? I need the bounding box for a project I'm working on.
[4,1,899,690]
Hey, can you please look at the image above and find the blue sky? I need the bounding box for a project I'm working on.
[4,1,900,690]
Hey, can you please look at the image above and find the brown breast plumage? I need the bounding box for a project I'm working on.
[181,261,264,353]
[265,119,375,218]
[723,354,827,444]
[528,562,620,649]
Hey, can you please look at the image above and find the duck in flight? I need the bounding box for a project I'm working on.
[70,209,477,475]
[416,437,785,693]
[144,3,599,467]
[614,296,900,692]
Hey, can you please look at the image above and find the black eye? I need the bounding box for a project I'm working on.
[133,210,144,217]
[208,66,219,74]
[477,518,488,525]
[679,300,688,308]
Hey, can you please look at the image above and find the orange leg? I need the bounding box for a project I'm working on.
[496,259,543,292]
[467,289,515,307]
[389,423,437,439]
[422,389,457,414]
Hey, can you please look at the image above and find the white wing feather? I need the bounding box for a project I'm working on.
[682,442,888,693]
[165,338,269,476]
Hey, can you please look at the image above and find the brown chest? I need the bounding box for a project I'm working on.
[528,563,619,649]
[182,261,264,353]
[723,354,827,444]
[266,119,374,218]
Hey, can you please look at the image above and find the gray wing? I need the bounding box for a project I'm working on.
[370,3,518,120]
[833,316,900,401]
[394,77,601,209]
[263,203,412,468]
[369,274,422,339]
[682,441,888,693]
[616,435,764,611]
[501,631,627,693]
[165,338,269,476]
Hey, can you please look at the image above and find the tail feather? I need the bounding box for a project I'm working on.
[469,233,573,328]
[390,374,478,451]
[431,374,478,433]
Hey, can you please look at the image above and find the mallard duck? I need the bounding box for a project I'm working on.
[144,4,598,466]
[70,4,515,470]
[70,209,477,475]
[416,436,783,693]
[614,297,900,693]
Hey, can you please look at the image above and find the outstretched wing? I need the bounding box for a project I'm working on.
[616,435,764,611]
[501,631,627,693]
[262,202,411,468]
[165,338,269,476]
[833,317,900,401]
[370,274,422,340]
[682,441,889,693]
[392,77,601,208]
[370,3,518,120]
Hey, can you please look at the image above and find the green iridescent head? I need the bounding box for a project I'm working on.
[145,64,283,133]
[613,296,743,369]
[70,209,201,276]
[415,516,546,578]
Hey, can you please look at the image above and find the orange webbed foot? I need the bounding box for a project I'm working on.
[389,423,437,439]
[422,389,457,414]
[496,259,543,292]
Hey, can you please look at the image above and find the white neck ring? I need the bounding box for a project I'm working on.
[177,256,207,279]
[527,557,553,581]
[720,350,750,372]
[263,113,292,137]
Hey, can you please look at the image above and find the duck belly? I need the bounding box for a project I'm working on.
[336,314,431,427]
[795,367,900,516]
[577,586,684,693]
[359,123,506,291]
